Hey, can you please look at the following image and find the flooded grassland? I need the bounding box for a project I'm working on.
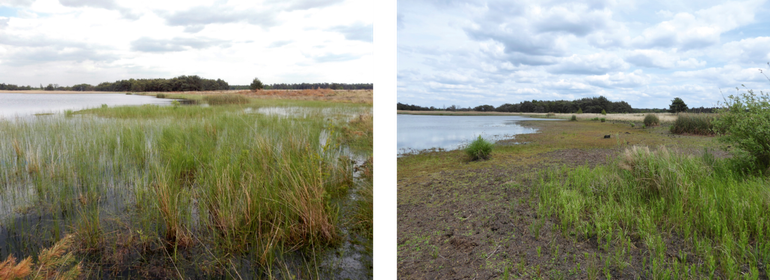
[0,94,372,279]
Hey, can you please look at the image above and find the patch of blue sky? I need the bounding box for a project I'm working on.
[722,21,770,43]
[0,7,17,17]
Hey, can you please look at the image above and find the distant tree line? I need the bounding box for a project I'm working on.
[230,83,373,90]
[632,107,718,113]
[0,83,34,90]
[91,75,230,92]
[398,96,633,113]
[4,79,374,92]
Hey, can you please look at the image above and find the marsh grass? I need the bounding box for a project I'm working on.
[670,113,715,135]
[203,94,249,105]
[538,145,770,278]
[0,101,371,277]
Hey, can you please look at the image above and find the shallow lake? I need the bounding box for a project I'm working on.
[0,93,172,118]
[398,114,562,154]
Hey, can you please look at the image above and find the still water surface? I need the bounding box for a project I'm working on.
[398,114,561,154]
[0,93,172,118]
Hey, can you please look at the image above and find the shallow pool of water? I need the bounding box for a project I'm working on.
[0,93,172,119]
[398,114,562,154]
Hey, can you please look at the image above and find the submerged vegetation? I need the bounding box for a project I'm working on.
[0,95,372,278]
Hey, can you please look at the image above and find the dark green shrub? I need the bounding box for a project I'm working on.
[571,115,577,121]
[465,136,493,161]
[630,123,636,128]
[156,93,167,98]
[644,114,660,126]
[600,118,606,122]
[712,88,770,169]
[671,113,715,135]
[250,77,264,91]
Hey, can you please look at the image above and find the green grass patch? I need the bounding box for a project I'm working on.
[203,94,249,105]
[670,113,715,135]
[538,146,770,278]
[464,136,493,161]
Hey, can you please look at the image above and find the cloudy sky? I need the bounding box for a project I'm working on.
[398,0,770,109]
[0,0,372,87]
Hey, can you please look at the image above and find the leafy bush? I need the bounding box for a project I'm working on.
[712,88,770,169]
[600,118,606,122]
[577,108,583,114]
[630,123,635,128]
[571,115,577,121]
[670,113,715,135]
[156,93,167,98]
[644,114,660,126]
[601,109,607,115]
[465,135,493,161]
[203,94,249,105]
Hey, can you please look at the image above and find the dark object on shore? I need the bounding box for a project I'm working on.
[625,132,630,134]
[604,135,611,139]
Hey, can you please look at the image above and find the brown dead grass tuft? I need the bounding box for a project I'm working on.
[0,255,32,279]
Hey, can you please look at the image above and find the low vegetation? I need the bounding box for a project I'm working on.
[203,94,249,105]
[644,114,660,126]
[464,136,493,161]
[538,146,770,279]
[670,113,715,135]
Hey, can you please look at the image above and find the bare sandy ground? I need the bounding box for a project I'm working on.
[397,110,680,122]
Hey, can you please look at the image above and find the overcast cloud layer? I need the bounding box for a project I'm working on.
[398,0,770,109]
[0,0,372,86]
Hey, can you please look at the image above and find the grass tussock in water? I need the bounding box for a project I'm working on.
[670,113,716,135]
[539,145,770,279]
[203,94,249,105]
